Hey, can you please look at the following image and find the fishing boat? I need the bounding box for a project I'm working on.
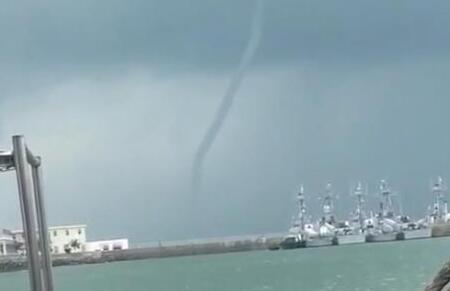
[306,236,337,247]
[337,232,365,245]
[336,182,366,245]
[280,185,338,249]
[403,228,431,240]
[365,233,402,242]
[365,219,404,242]
[399,177,448,240]
[429,177,450,224]
[279,186,308,249]
[396,214,431,240]
[365,180,404,243]
[279,177,450,249]
[305,183,338,247]
[279,233,306,249]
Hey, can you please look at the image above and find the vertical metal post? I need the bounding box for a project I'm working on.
[13,135,43,291]
[32,161,54,291]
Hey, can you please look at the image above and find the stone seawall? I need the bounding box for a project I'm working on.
[431,224,450,238]
[102,237,282,262]
[0,236,284,273]
[2,225,450,274]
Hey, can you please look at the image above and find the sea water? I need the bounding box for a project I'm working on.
[1,237,449,291]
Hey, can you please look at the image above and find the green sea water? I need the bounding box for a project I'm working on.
[1,237,450,291]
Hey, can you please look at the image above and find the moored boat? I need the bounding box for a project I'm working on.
[365,231,403,243]
[279,186,308,250]
[279,234,306,249]
[365,180,404,243]
[336,182,368,245]
[336,233,365,245]
[397,216,432,240]
[403,228,431,240]
[306,236,337,247]
[279,177,450,250]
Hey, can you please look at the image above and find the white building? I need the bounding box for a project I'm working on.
[48,224,87,254]
[84,239,129,252]
[12,224,87,255]
[0,229,17,256]
[12,224,129,254]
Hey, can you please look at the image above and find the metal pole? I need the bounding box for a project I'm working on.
[26,148,41,168]
[32,160,54,291]
[13,135,43,291]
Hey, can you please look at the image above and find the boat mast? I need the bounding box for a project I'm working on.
[353,182,365,231]
[379,180,393,218]
[322,182,335,224]
[432,176,447,222]
[297,185,306,232]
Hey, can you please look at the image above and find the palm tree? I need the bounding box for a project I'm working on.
[64,239,82,254]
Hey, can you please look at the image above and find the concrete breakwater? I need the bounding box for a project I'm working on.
[0,236,284,273]
[431,224,450,238]
[2,224,450,273]
[0,252,103,273]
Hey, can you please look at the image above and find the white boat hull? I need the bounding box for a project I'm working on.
[337,234,366,245]
[366,232,402,243]
[403,228,431,240]
[306,237,337,248]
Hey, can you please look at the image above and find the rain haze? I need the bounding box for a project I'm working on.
[1,0,450,244]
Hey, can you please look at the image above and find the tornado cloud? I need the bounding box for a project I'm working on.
[191,0,265,197]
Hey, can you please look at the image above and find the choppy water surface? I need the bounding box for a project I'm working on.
[1,237,450,291]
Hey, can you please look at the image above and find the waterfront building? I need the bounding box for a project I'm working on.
[13,224,87,254]
[12,224,129,254]
[48,224,87,254]
[0,229,17,256]
[84,239,129,252]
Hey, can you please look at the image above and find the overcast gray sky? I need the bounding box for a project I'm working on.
[1,0,450,243]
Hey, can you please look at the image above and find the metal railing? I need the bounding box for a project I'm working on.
[0,135,54,291]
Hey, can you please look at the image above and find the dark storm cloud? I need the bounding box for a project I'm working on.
[1,1,450,242]
[1,0,450,70]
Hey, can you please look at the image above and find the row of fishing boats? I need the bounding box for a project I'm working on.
[278,177,449,249]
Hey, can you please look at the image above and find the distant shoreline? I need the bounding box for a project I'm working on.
[1,224,450,273]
